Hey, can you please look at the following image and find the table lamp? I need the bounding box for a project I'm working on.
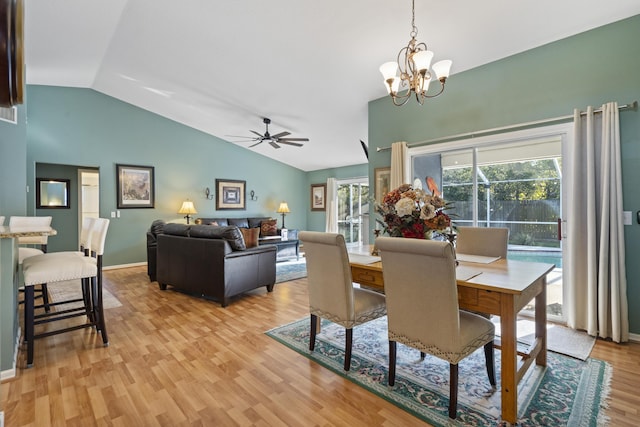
[277,201,290,228]
[178,200,197,224]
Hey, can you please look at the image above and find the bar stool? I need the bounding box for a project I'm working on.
[21,218,110,367]
[10,216,53,311]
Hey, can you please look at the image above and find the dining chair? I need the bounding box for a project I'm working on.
[0,215,4,225]
[377,236,496,419]
[10,215,53,311]
[299,231,387,371]
[455,226,509,319]
[455,226,509,259]
[21,218,110,367]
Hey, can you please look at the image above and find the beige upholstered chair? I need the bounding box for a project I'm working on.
[377,237,496,419]
[299,231,387,371]
[455,226,509,320]
[10,216,53,310]
[455,226,509,259]
[22,218,110,367]
[0,215,4,225]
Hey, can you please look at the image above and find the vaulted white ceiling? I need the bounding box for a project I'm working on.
[24,0,640,171]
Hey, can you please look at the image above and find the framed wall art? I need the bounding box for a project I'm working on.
[310,183,326,211]
[116,164,155,208]
[216,179,246,210]
[374,167,391,202]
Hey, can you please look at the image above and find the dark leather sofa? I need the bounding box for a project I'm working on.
[152,222,277,307]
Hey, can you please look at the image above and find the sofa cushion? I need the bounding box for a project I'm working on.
[260,219,278,236]
[163,223,191,236]
[228,218,249,228]
[189,225,246,251]
[195,218,228,226]
[240,227,260,248]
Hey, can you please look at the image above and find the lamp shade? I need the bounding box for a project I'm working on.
[178,200,197,214]
[277,202,290,214]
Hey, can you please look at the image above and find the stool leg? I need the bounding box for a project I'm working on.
[25,286,35,367]
[41,284,50,312]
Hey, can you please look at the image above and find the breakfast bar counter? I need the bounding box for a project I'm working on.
[0,225,56,378]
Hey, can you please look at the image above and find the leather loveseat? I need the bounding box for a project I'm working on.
[152,222,277,307]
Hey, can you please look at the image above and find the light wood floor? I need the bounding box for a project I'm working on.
[1,266,639,426]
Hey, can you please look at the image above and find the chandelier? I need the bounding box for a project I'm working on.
[379,0,452,106]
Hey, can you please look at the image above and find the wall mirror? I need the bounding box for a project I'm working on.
[36,178,70,209]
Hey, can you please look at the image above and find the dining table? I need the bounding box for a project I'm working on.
[349,251,555,425]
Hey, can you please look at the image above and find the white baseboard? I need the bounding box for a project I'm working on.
[629,332,640,342]
[0,326,20,381]
[103,261,146,271]
[1,410,4,427]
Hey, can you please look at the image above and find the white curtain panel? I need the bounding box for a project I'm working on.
[325,177,338,233]
[565,102,629,342]
[390,141,408,189]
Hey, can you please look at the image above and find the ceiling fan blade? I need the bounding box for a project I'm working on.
[271,131,290,139]
[278,137,309,142]
[277,141,304,147]
[249,140,264,148]
[269,141,281,149]
[250,130,264,138]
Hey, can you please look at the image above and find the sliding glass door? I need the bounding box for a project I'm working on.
[409,125,570,321]
[336,178,369,249]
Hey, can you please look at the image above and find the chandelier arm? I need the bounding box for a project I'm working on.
[424,79,447,99]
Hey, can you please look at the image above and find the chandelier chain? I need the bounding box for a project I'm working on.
[410,0,418,39]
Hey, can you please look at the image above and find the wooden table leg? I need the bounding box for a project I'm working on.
[535,277,547,366]
[500,296,517,425]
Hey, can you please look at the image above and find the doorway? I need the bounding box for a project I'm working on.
[78,169,100,245]
[408,124,571,322]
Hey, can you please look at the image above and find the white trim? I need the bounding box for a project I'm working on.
[0,326,20,381]
[103,261,147,271]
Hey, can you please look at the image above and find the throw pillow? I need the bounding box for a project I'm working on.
[240,227,260,248]
[208,221,219,226]
[260,219,278,236]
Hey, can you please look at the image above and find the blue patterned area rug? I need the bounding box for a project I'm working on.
[275,259,307,283]
[266,316,611,426]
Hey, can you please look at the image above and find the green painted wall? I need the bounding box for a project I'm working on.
[25,86,309,266]
[0,103,27,216]
[368,15,640,333]
[306,164,368,231]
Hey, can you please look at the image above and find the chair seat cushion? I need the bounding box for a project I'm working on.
[18,247,44,264]
[22,253,97,286]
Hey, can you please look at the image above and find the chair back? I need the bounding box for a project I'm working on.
[79,217,96,253]
[455,226,509,258]
[9,216,52,245]
[299,231,356,322]
[0,215,4,225]
[89,218,110,256]
[377,237,462,353]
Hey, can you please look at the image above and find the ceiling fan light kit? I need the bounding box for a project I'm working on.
[230,117,309,149]
[380,0,452,106]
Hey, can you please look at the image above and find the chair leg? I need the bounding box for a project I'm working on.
[309,314,317,351]
[449,363,459,419]
[484,340,496,386]
[25,286,35,368]
[95,271,109,345]
[388,340,397,386]
[41,284,50,312]
[344,328,353,371]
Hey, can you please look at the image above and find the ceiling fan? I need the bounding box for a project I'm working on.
[228,118,309,149]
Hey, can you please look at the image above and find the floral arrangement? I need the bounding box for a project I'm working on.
[374,179,453,239]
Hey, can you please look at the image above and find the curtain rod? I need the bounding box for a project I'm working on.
[376,100,638,152]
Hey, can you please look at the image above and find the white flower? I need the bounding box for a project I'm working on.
[420,203,436,220]
[395,197,415,217]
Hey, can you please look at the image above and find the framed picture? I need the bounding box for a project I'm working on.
[116,164,155,208]
[216,179,246,210]
[310,183,326,211]
[374,167,391,202]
